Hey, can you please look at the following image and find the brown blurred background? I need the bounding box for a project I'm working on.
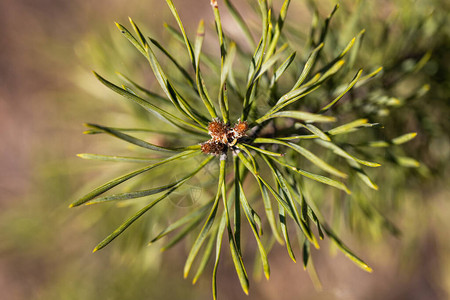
[0,0,449,299]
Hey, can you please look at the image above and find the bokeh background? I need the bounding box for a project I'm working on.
[1,0,449,299]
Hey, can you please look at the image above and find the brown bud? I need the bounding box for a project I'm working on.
[201,140,227,155]
[233,120,248,137]
[208,118,229,143]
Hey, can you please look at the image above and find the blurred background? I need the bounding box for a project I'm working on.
[0,0,449,299]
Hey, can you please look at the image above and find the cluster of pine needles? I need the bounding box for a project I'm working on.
[70,0,418,298]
